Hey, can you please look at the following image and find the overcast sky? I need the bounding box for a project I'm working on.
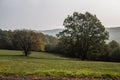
[0,0,120,30]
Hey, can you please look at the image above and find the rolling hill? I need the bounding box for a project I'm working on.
[41,27,120,42]
[106,27,120,42]
[40,29,63,36]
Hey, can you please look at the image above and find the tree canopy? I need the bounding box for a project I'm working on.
[12,29,44,56]
[57,12,109,60]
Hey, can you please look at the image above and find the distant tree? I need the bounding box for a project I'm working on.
[108,40,119,49]
[108,40,120,61]
[12,29,44,56]
[0,29,13,49]
[110,47,120,62]
[57,12,109,60]
[32,32,45,52]
[45,35,58,52]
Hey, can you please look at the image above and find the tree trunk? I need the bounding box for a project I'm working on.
[80,50,87,60]
[24,50,28,56]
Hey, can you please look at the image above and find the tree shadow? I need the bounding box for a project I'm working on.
[28,56,70,61]
[0,54,71,61]
[0,54,23,57]
[0,54,30,59]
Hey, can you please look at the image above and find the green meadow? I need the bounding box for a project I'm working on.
[0,50,120,79]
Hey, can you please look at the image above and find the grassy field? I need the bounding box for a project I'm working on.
[0,50,120,79]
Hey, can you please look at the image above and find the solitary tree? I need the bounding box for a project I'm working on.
[12,29,44,56]
[57,12,109,60]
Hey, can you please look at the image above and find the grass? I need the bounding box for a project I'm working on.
[0,49,120,79]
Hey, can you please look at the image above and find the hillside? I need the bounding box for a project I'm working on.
[41,27,120,42]
[106,27,120,42]
[40,29,63,37]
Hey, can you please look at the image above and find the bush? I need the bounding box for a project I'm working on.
[110,47,120,62]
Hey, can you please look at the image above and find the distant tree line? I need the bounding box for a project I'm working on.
[0,12,120,62]
[0,29,57,56]
[0,29,13,50]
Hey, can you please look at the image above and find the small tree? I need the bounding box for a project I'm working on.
[57,12,109,60]
[12,29,44,56]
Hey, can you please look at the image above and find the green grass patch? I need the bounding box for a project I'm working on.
[0,49,120,79]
